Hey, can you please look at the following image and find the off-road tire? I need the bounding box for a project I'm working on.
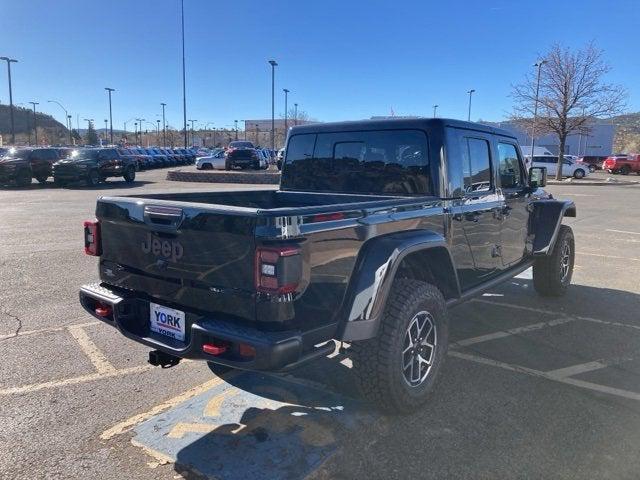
[123,167,136,183]
[533,225,574,297]
[15,169,32,187]
[350,279,448,413]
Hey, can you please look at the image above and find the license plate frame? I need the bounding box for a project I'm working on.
[149,302,186,342]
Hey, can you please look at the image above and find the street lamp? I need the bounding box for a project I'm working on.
[160,102,167,147]
[466,90,475,122]
[67,115,73,144]
[105,87,115,144]
[156,119,161,141]
[47,99,71,144]
[530,60,547,161]
[294,103,298,126]
[234,120,238,140]
[29,102,39,145]
[268,60,278,151]
[0,56,18,144]
[104,119,108,143]
[433,104,439,118]
[136,118,145,145]
[188,119,197,146]
[180,0,188,147]
[283,89,290,131]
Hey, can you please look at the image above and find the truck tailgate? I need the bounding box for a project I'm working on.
[95,198,256,321]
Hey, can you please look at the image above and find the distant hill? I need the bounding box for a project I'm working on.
[0,104,68,145]
[610,113,640,153]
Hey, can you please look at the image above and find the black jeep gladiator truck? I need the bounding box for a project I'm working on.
[79,118,575,412]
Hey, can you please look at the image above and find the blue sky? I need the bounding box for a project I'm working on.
[1,0,638,131]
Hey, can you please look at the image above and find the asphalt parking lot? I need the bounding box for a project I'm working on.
[1,170,640,480]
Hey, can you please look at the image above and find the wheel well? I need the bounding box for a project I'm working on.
[394,247,459,300]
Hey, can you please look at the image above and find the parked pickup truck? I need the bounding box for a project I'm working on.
[603,154,640,175]
[79,118,576,412]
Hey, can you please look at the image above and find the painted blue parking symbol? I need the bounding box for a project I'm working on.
[132,371,377,480]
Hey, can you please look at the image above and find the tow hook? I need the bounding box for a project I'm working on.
[148,350,181,368]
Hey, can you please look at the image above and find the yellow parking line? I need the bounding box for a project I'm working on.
[0,364,152,396]
[0,321,100,340]
[101,374,231,440]
[67,325,117,374]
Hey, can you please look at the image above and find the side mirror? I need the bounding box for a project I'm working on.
[529,166,547,188]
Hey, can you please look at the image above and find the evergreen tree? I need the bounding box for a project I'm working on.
[85,123,98,145]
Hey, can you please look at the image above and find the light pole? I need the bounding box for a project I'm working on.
[123,117,135,139]
[234,120,238,140]
[294,103,298,126]
[242,120,248,140]
[0,57,17,144]
[29,101,39,145]
[47,99,71,144]
[283,88,289,131]
[530,60,547,161]
[180,0,188,147]
[160,102,167,147]
[67,115,73,143]
[104,87,115,144]
[188,119,197,146]
[432,104,438,118]
[268,60,278,152]
[104,119,108,143]
[134,122,138,144]
[466,90,475,122]
[136,118,145,145]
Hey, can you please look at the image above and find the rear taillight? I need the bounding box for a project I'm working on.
[83,219,101,256]
[255,245,302,294]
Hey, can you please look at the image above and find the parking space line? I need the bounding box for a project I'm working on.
[606,229,640,236]
[454,317,574,347]
[101,375,231,440]
[472,299,640,331]
[0,320,99,340]
[449,351,640,402]
[67,324,117,374]
[578,252,640,262]
[546,361,607,379]
[0,364,152,396]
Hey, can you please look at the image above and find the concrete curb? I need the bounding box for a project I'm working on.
[167,169,281,184]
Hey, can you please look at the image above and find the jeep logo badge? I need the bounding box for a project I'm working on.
[141,233,184,262]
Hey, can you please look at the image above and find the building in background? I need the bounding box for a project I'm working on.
[485,120,616,156]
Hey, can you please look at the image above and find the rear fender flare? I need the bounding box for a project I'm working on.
[531,199,576,255]
[337,230,460,341]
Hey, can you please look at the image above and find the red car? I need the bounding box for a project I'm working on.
[603,154,640,175]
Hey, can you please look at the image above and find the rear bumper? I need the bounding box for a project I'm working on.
[79,282,334,371]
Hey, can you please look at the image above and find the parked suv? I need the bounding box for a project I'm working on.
[53,148,137,186]
[603,154,640,175]
[531,155,588,179]
[0,147,61,186]
[578,155,608,172]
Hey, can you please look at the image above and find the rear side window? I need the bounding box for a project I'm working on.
[282,130,430,195]
[461,137,491,193]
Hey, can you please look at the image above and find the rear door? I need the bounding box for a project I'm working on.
[454,131,503,287]
[497,141,529,267]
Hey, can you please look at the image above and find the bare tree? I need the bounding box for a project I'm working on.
[285,107,312,125]
[511,42,626,179]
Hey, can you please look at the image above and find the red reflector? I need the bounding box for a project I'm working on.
[239,343,256,358]
[312,212,345,223]
[94,303,112,318]
[83,219,101,256]
[203,343,227,356]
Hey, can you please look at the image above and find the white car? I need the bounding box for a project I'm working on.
[195,150,226,170]
[256,149,269,169]
[531,155,589,179]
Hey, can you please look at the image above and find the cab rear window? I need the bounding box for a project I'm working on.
[281,130,431,195]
